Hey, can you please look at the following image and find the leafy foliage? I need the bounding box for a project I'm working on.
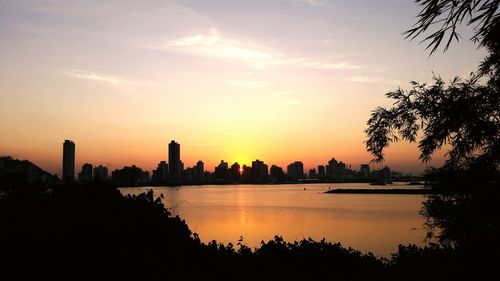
[405,0,500,54]
[365,74,500,167]
[367,0,500,254]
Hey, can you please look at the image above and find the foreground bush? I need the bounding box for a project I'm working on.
[0,183,494,280]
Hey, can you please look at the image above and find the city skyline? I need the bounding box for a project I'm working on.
[5,137,440,176]
[0,0,483,175]
[62,139,403,181]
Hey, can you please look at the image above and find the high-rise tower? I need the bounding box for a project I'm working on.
[62,140,75,182]
[168,140,181,180]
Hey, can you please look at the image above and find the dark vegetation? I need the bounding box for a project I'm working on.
[0,180,494,280]
[365,1,500,279]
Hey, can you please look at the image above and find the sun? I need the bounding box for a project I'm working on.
[239,167,243,173]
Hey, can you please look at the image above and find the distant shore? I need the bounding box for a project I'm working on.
[119,180,424,188]
[324,188,432,195]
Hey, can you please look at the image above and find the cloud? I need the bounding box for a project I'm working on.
[348,76,401,85]
[225,79,269,89]
[161,28,279,64]
[154,28,359,71]
[277,58,359,70]
[302,0,330,7]
[320,38,334,46]
[61,69,156,87]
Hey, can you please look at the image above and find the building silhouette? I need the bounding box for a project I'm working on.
[326,158,347,177]
[152,161,168,183]
[62,140,75,182]
[251,159,268,181]
[168,140,181,180]
[214,160,229,180]
[230,162,241,182]
[78,163,93,183]
[318,165,326,178]
[359,164,370,177]
[195,160,204,182]
[308,168,317,178]
[270,165,285,181]
[241,164,250,181]
[112,165,149,186]
[287,161,304,180]
[93,165,108,181]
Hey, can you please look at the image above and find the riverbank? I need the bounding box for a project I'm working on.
[325,188,432,194]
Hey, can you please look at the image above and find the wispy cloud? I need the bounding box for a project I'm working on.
[61,69,156,87]
[302,0,330,7]
[225,79,269,89]
[277,58,359,70]
[348,75,401,85]
[161,28,279,64]
[320,38,334,46]
[153,28,359,71]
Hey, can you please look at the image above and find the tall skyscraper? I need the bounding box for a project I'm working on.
[168,140,181,180]
[62,140,75,182]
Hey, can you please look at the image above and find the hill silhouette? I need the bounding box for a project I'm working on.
[0,156,60,186]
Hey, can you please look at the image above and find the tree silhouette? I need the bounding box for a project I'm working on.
[365,74,499,168]
[366,0,500,170]
[365,0,500,249]
[405,0,500,54]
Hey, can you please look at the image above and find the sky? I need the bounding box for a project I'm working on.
[0,0,487,175]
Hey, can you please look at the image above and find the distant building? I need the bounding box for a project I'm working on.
[152,161,168,183]
[184,167,194,182]
[62,140,75,182]
[112,165,149,186]
[241,164,251,181]
[270,165,285,181]
[168,140,181,180]
[93,165,108,181]
[318,165,325,177]
[308,168,317,178]
[373,166,391,179]
[214,160,229,180]
[78,163,93,183]
[287,161,304,180]
[325,158,347,177]
[195,161,204,182]
[251,159,268,181]
[359,164,370,177]
[227,162,239,182]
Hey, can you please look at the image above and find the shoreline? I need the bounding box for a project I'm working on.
[324,188,432,195]
[119,181,424,188]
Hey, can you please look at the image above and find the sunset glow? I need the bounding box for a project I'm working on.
[0,0,484,175]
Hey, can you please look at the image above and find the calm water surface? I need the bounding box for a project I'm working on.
[121,183,427,256]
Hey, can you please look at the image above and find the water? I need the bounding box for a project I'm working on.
[121,182,427,256]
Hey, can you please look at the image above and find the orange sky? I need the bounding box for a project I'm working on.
[0,1,482,175]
